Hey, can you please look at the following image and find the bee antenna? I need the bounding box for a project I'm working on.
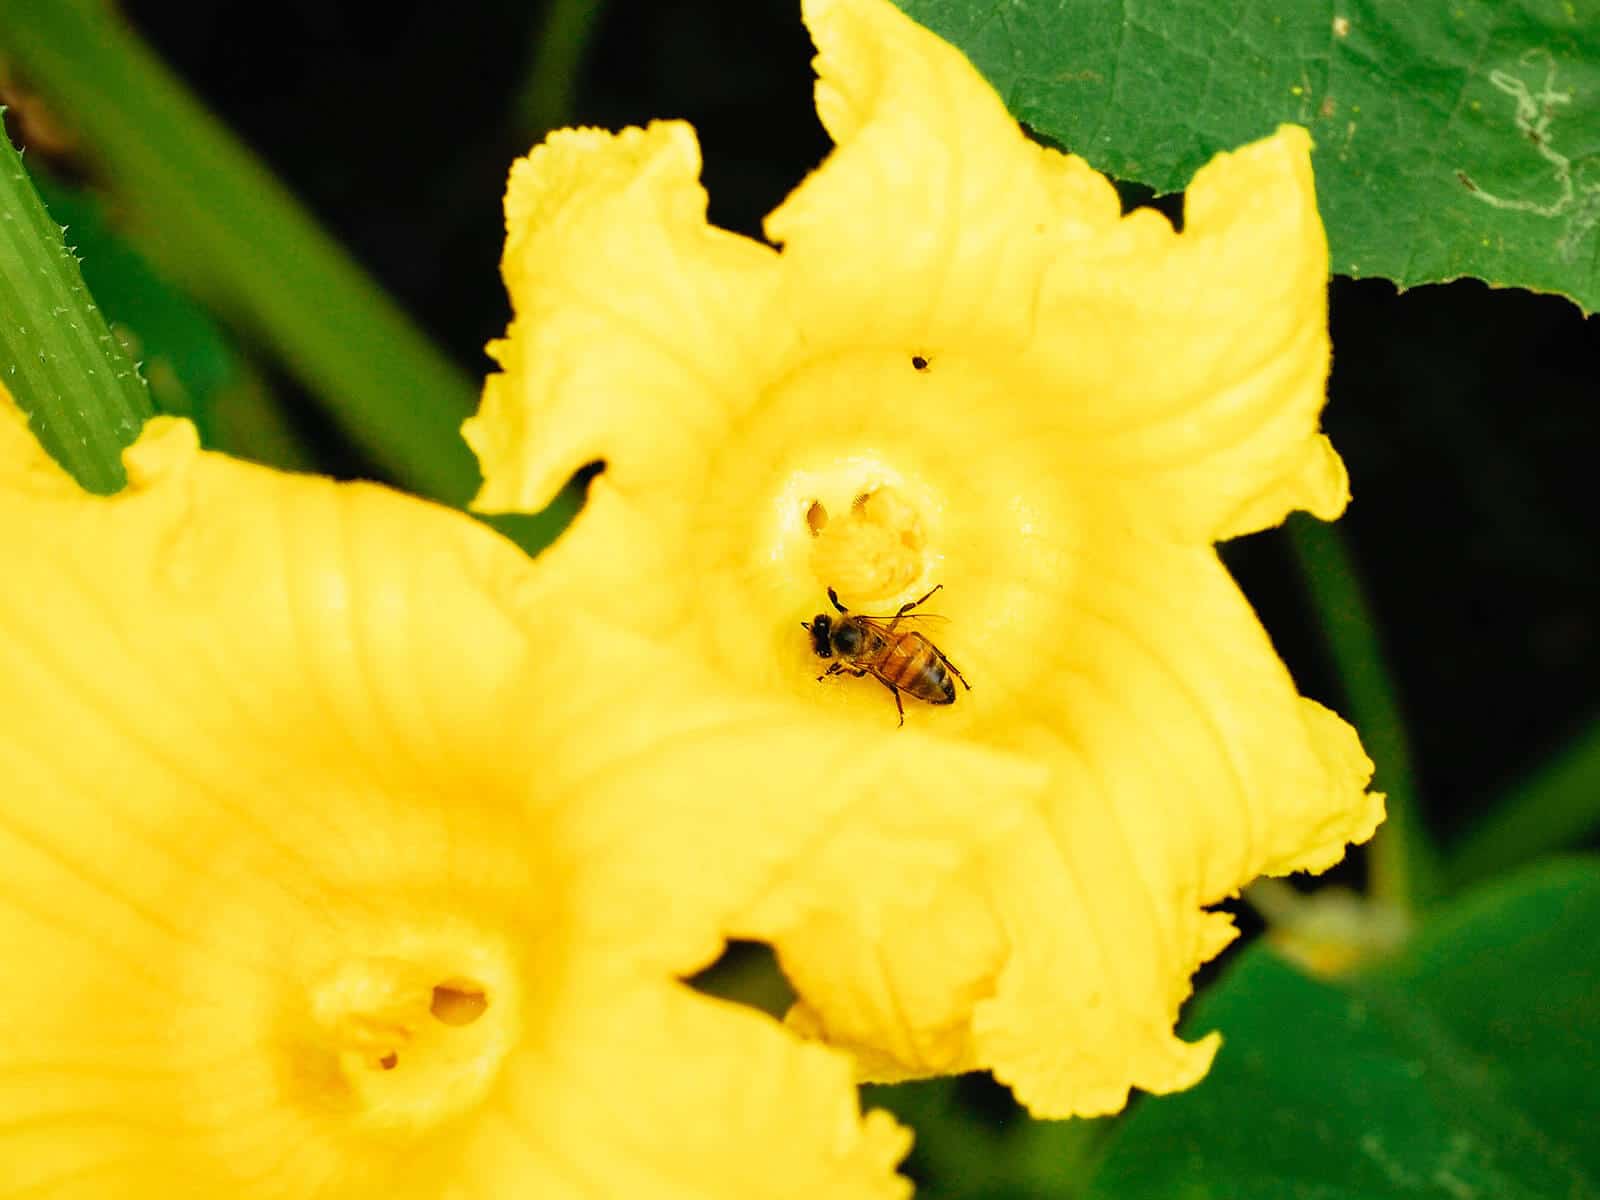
[827,586,848,614]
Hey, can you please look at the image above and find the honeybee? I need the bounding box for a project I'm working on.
[802,584,970,726]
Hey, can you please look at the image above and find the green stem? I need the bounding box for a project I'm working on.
[1012,1114,1114,1197]
[1284,514,1437,910]
[0,121,151,492]
[514,0,608,137]
[0,0,479,504]
[1442,715,1600,892]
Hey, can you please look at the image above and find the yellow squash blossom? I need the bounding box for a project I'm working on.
[465,0,1384,1118]
[0,395,1047,1196]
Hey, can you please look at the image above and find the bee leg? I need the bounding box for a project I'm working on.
[817,662,846,683]
[887,583,943,632]
[864,674,905,726]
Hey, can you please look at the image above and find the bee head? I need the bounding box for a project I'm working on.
[804,613,833,658]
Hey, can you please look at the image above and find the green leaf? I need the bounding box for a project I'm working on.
[897,0,1600,312]
[1084,858,1600,1199]
[0,122,152,492]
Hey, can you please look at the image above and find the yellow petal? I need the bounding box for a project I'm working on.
[996,531,1386,901]
[782,534,1380,1115]
[0,381,80,494]
[767,0,1120,353]
[466,122,783,513]
[549,684,1048,975]
[495,971,910,1199]
[0,421,911,1196]
[1027,126,1345,542]
[760,753,1240,1116]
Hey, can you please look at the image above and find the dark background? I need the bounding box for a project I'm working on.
[78,0,1600,853]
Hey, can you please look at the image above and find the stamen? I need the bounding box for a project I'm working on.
[809,485,926,602]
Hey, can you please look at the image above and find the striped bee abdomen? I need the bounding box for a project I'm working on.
[881,632,956,704]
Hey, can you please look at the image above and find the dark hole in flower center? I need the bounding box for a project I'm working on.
[910,354,929,371]
[805,500,829,535]
[430,978,490,1027]
[378,1051,399,1070]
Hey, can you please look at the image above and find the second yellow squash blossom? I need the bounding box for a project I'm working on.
[0,392,1055,1196]
[467,0,1385,1117]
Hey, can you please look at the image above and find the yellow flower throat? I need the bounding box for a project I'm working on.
[310,952,510,1128]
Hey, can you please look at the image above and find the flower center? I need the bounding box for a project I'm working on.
[805,484,928,603]
[694,348,1082,714]
[309,953,513,1129]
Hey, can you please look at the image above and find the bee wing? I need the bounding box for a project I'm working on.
[852,611,950,629]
